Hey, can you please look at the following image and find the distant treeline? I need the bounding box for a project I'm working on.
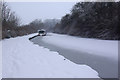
[2,2,60,39]
[2,2,120,40]
[54,2,120,40]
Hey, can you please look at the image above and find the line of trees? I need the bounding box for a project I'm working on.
[2,2,21,39]
[54,2,120,40]
[1,2,60,39]
[0,2,2,39]
[2,2,119,40]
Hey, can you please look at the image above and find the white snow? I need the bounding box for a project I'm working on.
[2,33,99,78]
[0,41,2,79]
[42,33,118,61]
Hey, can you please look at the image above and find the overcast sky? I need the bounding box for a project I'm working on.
[8,2,77,25]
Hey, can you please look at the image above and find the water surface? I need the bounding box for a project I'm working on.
[31,36,118,78]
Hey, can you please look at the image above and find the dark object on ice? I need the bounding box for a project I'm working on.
[38,29,47,36]
[29,35,39,40]
[64,59,66,60]
[29,29,47,40]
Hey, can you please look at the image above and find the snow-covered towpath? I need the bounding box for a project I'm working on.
[2,34,99,78]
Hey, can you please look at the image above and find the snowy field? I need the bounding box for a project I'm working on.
[43,33,118,61]
[2,34,99,78]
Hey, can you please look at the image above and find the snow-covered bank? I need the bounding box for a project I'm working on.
[2,34,99,78]
[42,33,118,61]
[0,41,2,79]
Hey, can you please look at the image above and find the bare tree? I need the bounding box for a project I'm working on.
[1,2,20,39]
[2,2,20,27]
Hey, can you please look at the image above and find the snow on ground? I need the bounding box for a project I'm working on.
[42,33,118,61]
[0,41,2,79]
[2,33,99,78]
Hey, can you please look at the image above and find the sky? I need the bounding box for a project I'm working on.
[8,2,77,25]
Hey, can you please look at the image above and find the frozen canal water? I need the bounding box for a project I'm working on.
[31,36,118,78]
